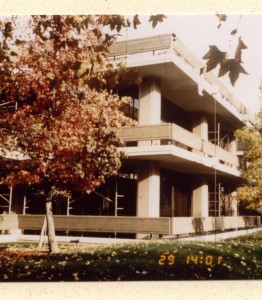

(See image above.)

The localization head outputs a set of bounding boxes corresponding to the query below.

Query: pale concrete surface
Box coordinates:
[172,227,262,241]
[0,234,141,244]
[0,227,261,244]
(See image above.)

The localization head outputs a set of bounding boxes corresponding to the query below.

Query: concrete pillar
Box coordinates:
[137,161,160,239]
[192,175,209,217]
[137,161,160,218]
[231,191,238,216]
[138,78,161,125]
[192,112,208,141]
[230,140,237,155]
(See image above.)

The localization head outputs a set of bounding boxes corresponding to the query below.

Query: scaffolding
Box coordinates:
[0,100,17,214]
[0,184,13,214]
[0,183,30,215]
[209,183,237,217]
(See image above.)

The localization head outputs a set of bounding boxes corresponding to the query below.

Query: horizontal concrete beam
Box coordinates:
[1,214,260,237]
[0,215,171,235]
[119,123,239,170]
[170,216,261,235]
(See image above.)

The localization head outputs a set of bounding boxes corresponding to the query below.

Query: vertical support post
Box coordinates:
[23,194,26,215]
[192,175,209,217]
[217,122,220,146]
[138,78,161,126]
[192,112,208,141]
[115,177,118,217]
[9,186,13,214]
[137,161,160,218]
[114,176,118,238]
[171,185,175,217]
[231,191,238,216]
[137,161,160,239]
[213,98,218,240]
[218,182,221,217]
[230,140,237,155]
[67,197,70,216]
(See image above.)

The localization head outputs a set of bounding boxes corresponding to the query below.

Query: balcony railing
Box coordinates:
[109,34,252,121]
[119,123,239,169]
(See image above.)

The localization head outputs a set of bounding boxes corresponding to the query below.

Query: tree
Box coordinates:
[235,91,262,212]
[0,15,136,252]
[201,14,248,86]
[0,14,250,252]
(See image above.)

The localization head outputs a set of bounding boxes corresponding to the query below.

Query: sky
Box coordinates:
[116,14,262,114]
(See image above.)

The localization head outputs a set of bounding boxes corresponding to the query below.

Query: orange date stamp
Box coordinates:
[158,254,223,266]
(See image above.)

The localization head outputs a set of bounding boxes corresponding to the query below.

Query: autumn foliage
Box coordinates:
[201,14,248,86]
[235,107,262,212]
[0,14,174,252]
[0,15,140,252]
[0,15,254,252]
[0,15,134,194]
[0,14,251,195]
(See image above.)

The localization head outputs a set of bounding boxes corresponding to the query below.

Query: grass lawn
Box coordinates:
[0,231,261,281]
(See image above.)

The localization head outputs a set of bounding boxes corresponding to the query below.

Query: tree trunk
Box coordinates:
[38,216,47,250]
[45,200,59,253]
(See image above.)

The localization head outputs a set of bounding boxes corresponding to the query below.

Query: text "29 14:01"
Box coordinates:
[158,255,223,266]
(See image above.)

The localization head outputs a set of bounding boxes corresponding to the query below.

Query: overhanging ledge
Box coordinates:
[119,145,241,178]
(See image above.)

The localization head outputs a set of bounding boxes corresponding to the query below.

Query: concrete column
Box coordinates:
[138,78,161,125]
[192,175,209,217]
[137,161,160,218]
[192,112,208,141]
[230,140,237,155]
[231,191,238,216]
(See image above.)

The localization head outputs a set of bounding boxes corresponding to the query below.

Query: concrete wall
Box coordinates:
[171,216,261,235]
[0,214,260,237]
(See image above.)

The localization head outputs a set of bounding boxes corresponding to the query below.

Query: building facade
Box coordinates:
[0,34,259,237]
[109,34,254,220]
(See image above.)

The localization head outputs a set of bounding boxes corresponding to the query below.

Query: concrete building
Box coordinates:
[0,34,260,238]
[110,34,253,219]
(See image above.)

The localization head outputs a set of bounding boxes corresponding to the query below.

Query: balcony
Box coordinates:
[110,34,255,127]
[119,123,240,177]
